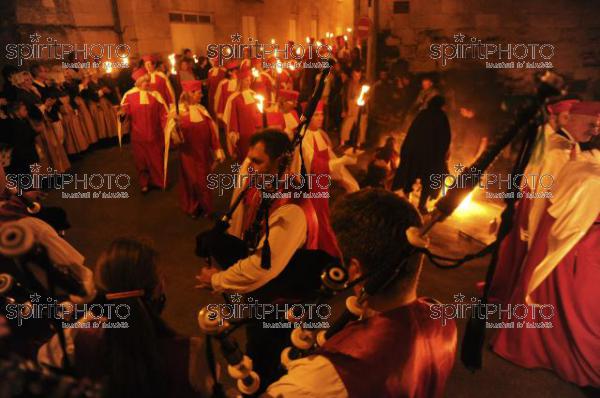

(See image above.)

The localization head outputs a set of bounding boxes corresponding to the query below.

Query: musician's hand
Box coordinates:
[195,266,219,290]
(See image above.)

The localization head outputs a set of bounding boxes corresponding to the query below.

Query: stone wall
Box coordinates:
[361,0,600,96]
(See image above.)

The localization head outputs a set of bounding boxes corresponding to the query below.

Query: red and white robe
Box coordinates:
[222,89,264,160]
[149,71,176,108]
[177,104,224,215]
[207,66,226,116]
[120,88,174,189]
[214,77,238,121]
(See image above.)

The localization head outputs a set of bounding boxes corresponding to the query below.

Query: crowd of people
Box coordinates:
[0,33,599,398]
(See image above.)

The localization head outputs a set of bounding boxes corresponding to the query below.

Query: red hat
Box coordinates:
[131,68,148,81]
[279,89,299,103]
[569,101,600,117]
[547,99,579,115]
[225,59,241,70]
[266,111,285,128]
[181,80,203,93]
[141,54,155,63]
[251,58,262,68]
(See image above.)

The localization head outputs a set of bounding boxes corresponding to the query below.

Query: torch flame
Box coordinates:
[344,35,348,41]
[271,38,276,45]
[457,191,474,212]
[252,67,259,78]
[193,54,198,64]
[254,94,265,113]
[121,56,129,66]
[275,61,282,75]
[347,27,352,33]
[305,36,310,44]
[357,84,370,106]
[104,61,113,74]
[168,53,177,75]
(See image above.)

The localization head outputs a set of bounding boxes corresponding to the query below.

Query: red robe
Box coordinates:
[207,67,226,116]
[149,71,175,107]
[223,90,264,160]
[492,153,600,388]
[121,88,170,189]
[178,105,222,215]
[251,72,275,104]
[214,78,238,121]
[319,298,457,398]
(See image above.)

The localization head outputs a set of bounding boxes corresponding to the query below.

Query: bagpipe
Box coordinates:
[0,220,90,381]
[276,71,568,367]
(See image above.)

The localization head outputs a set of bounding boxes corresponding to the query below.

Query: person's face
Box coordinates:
[422,79,433,90]
[180,61,190,71]
[144,61,155,72]
[556,111,569,129]
[379,71,388,81]
[282,100,295,113]
[23,74,33,87]
[352,71,361,81]
[17,104,28,119]
[566,114,600,143]
[191,89,202,103]
[309,112,324,130]
[247,142,278,175]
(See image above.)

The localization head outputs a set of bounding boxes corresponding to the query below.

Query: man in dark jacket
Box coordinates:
[392,95,451,214]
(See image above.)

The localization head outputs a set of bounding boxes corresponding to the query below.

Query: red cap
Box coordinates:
[225,59,241,70]
[141,55,155,63]
[181,80,203,93]
[266,111,285,128]
[251,58,262,68]
[279,89,299,102]
[547,99,579,115]
[569,101,600,117]
[131,68,148,81]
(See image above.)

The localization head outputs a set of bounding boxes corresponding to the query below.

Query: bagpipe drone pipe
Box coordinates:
[276,71,569,368]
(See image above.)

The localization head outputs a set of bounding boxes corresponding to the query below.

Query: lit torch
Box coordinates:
[193,54,198,64]
[254,94,267,127]
[252,67,259,79]
[104,61,113,74]
[122,56,129,67]
[352,84,370,151]
[305,36,310,44]
[168,53,177,75]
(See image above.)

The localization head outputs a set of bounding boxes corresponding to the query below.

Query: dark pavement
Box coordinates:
[45,144,588,398]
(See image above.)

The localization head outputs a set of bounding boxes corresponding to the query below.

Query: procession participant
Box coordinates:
[264,90,300,140]
[177,80,225,218]
[206,57,226,117]
[5,101,39,175]
[214,59,240,122]
[250,58,275,106]
[266,188,458,398]
[392,95,451,215]
[293,101,359,258]
[38,238,214,398]
[38,88,70,173]
[339,67,366,147]
[195,130,322,391]
[222,67,264,160]
[492,102,600,388]
[119,68,175,192]
[143,55,176,109]
[91,70,119,140]
[488,99,580,304]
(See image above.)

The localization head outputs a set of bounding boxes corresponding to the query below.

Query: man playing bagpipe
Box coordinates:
[195,129,337,392]
[265,189,458,398]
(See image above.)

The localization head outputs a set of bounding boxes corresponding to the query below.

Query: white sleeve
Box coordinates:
[16,217,95,303]
[211,204,307,293]
[265,355,348,398]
